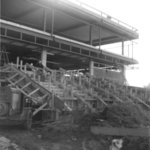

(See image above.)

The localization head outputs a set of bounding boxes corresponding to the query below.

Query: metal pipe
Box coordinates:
[122,41,124,55]
[51,8,54,36]
[89,25,92,45]
[43,8,47,31]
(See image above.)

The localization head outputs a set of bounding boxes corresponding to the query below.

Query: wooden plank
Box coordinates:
[8,73,18,80]
[135,96,150,109]
[7,79,38,104]
[91,126,150,137]
[33,102,47,116]
[21,82,31,90]
[14,76,25,85]
[92,93,108,106]
[28,88,40,96]
[75,94,96,112]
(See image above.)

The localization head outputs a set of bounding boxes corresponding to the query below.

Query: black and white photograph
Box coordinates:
[0,0,150,149]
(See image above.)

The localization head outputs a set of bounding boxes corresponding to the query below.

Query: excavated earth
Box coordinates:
[0,103,150,150]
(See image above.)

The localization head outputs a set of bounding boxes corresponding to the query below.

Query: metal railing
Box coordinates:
[63,0,138,32]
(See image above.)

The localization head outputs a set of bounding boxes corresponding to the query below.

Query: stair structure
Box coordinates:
[2,62,149,116]
[1,64,71,117]
[88,77,150,110]
[24,64,98,112]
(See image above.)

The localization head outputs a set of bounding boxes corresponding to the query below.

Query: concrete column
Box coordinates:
[89,25,92,45]
[51,8,54,36]
[122,41,124,55]
[43,8,47,31]
[99,27,101,51]
[121,65,126,83]
[131,41,134,59]
[41,49,47,67]
[89,60,94,76]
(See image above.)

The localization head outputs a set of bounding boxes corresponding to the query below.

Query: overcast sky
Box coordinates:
[72,0,150,87]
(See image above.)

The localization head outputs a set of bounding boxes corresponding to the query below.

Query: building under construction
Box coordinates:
[0,0,150,130]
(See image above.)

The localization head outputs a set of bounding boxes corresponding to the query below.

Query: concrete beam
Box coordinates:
[56,23,86,33]
[41,49,47,67]
[13,7,38,19]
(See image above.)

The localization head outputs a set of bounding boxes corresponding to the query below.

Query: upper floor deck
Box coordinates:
[0,0,139,68]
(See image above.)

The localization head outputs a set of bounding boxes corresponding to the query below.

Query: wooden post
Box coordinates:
[24,64,27,73]
[20,60,23,70]
[16,57,19,68]
[79,75,81,86]
[55,109,59,121]
[33,70,36,80]
[53,70,56,83]
[88,77,90,89]
[51,91,54,109]
[72,72,74,85]
[38,75,41,83]
[48,75,51,90]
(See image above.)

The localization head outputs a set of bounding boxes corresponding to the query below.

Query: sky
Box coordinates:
[70,0,150,87]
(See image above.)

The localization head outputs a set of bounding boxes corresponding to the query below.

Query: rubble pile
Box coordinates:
[0,136,20,150]
[106,103,150,127]
[75,103,150,129]
[71,103,150,150]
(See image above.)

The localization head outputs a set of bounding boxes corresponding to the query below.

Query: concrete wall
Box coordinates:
[93,67,124,83]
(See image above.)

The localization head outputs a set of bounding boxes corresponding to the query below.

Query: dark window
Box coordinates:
[81,49,89,55]
[49,40,59,48]
[7,29,21,39]
[120,60,124,64]
[90,51,97,57]
[112,58,116,63]
[99,63,105,67]
[61,43,70,51]
[99,54,105,59]
[106,56,112,61]
[94,63,99,67]
[0,28,5,35]
[71,46,80,53]
[22,33,35,42]
[115,59,119,63]
[36,37,48,46]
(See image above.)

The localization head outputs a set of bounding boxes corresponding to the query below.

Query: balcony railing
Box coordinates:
[62,0,138,33]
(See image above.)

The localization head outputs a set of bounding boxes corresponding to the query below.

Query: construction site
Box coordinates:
[0,0,150,149]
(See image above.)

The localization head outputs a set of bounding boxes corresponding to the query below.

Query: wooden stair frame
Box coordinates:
[4,64,71,116]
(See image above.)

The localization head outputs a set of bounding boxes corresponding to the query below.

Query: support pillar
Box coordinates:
[121,65,126,83]
[41,49,47,67]
[89,60,94,76]
[121,41,125,83]
[51,8,54,36]
[43,8,47,31]
[89,25,92,45]
[132,41,134,59]
[122,41,124,55]
[99,26,101,51]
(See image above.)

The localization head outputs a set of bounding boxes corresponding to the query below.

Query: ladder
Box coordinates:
[0,47,9,66]
[3,64,71,115]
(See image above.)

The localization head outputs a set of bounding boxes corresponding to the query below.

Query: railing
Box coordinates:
[63,0,138,33]
[12,57,150,108]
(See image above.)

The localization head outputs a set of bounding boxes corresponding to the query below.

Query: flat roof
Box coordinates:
[0,0,139,68]
[1,0,138,46]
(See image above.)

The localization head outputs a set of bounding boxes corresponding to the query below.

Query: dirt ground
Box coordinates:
[0,103,150,150]
[0,124,109,150]
[0,121,149,150]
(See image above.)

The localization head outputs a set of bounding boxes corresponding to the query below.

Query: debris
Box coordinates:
[0,136,21,150]
[109,139,123,150]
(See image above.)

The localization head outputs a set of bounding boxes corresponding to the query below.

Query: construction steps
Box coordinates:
[1,64,72,114]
